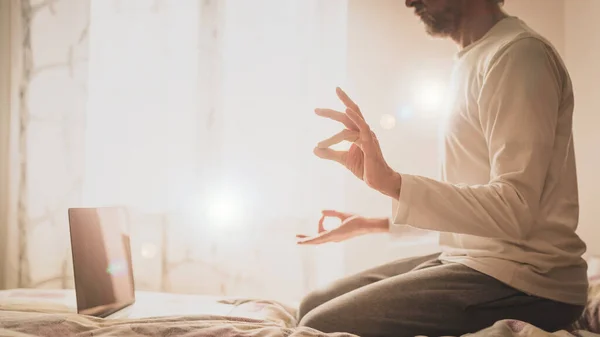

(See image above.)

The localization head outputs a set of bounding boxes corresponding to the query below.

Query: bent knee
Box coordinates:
[297,290,334,320]
[298,307,342,333]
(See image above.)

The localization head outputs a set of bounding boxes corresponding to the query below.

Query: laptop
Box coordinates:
[67,207,233,319]
[68,207,136,318]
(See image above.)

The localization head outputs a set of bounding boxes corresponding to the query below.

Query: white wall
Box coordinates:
[344,0,456,275]
[504,0,566,54]
[565,1,600,256]
[343,0,582,274]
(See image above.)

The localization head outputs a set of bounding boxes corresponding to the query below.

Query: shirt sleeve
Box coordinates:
[391,37,563,240]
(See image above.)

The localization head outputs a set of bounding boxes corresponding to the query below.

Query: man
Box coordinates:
[295,0,588,336]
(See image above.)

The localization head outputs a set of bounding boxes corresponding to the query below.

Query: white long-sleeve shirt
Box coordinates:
[392,16,588,305]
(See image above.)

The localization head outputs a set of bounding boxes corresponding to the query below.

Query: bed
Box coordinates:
[0,277,598,337]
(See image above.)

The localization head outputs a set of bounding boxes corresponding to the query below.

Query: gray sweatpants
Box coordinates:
[298,253,584,337]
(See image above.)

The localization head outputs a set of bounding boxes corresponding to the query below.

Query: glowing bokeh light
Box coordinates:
[106,259,128,276]
[380,114,396,130]
[183,187,245,229]
[412,78,448,117]
[206,191,243,226]
[398,105,414,120]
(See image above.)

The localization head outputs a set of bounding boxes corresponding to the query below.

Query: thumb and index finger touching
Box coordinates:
[295,210,346,239]
[321,209,347,219]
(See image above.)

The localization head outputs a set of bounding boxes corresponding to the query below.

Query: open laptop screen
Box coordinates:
[68,207,135,317]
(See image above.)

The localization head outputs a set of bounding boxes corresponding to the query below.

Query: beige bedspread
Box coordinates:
[0,309,355,337]
[0,289,598,337]
[2,310,599,337]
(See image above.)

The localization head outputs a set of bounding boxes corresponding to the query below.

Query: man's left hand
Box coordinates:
[314,87,402,199]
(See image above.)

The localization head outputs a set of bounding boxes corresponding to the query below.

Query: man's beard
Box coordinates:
[418,10,460,37]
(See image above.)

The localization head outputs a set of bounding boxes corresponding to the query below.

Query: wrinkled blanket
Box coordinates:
[0,290,598,337]
[0,310,598,337]
[0,309,350,337]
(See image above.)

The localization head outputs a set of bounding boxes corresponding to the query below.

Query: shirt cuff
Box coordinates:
[391,174,417,232]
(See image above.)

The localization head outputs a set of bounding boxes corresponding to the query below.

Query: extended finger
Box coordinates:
[313,148,347,166]
[336,87,364,119]
[317,129,359,149]
[296,231,334,245]
[315,109,358,131]
[345,108,371,135]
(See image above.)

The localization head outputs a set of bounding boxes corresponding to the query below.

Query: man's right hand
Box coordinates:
[296,210,389,245]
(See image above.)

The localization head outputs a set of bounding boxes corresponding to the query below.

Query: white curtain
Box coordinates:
[2,0,91,290]
[1,0,348,302]
[81,0,349,301]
